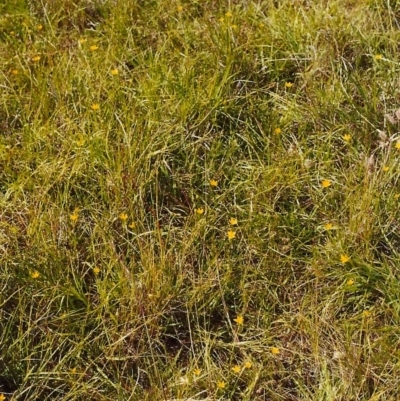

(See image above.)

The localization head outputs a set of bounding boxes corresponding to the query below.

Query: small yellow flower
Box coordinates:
[217,381,226,389]
[111,68,119,76]
[395,194,400,199]
[10,31,15,35]
[70,212,79,222]
[285,82,293,88]
[324,223,333,230]
[227,230,236,240]
[70,368,77,374]
[383,166,390,172]
[271,346,280,355]
[342,134,351,142]
[76,137,85,146]
[90,45,99,51]
[340,254,350,264]
[229,217,238,225]
[363,310,372,317]
[193,368,201,376]
[395,141,400,149]
[11,69,18,75]
[233,315,243,325]
[346,278,355,286]
[32,55,41,62]
[231,24,238,29]
[195,207,204,215]
[232,365,241,373]
[78,38,86,44]
[321,179,331,188]
[218,17,224,23]
[243,361,252,369]
[259,22,265,28]
[37,24,43,30]
[209,179,218,187]
[128,222,136,229]
[93,266,100,274]
[0,394,5,401]
[374,54,383,60]
[30,270,40,279]
[225,11,233,17]
[91,103,100,111]
[274,127,282,134]
[119,213,128,221]
[177,5,183,11]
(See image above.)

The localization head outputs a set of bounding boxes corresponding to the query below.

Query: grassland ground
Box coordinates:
[2,0,400,400]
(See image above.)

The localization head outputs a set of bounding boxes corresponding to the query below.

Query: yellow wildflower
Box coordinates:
[210,179,218,187]
[259,22,265,28]
[70,212,79,222]
[395,194,400,199]
[324,223,333,230]
[111,68,119,75]
[11,69,18,75]
[30,270,40,279]
[374,54,383,60]
[271,346,280,355]
[232,365,241,373]
[363,310,372,317]
[78,38,86,44]
[274,127,282,134]
[285,82,293,88]
[342,134,351,142]
[229,217,238,225]
[119,213,128,221]
[0,394,5,401]
[231,24,238,29]
[218,17,224,23]
[233,315,243,325]
[90,45,99,51]
[340,254,350,264]
[129,222,135,229]
[70,368,77,374]
[76,137,85,146]
[93,267,100,274]
[347,278,355,286]
[32,55,41,62]
[243,361,252,369]
[227,230,236,240]
[91,103,100,111]
[225,11,233,17]
[217,381,226,389]
[321,179,331,188]
[193,368,201,376]
[383,166,390,172]
[196,207,204,215]
[37,24,43,30]
[177,5,183,11]
[395,141,400,149]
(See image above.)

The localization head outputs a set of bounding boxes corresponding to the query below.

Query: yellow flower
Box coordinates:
[346,278,355,286]
[37,24,43,30]
[193,368,201,376]
[90,45,99,51]
[232,365,241,373]
[259,22,265,28]
[233,315,243,325]
[218,17,224,23]
[91,103,100,111]
[76,137,85,146]
[78,38,86,44]
[395,194,400,199]
[70,368,77,374]
[342,134,351,142]
[340,254,350,264]
[93,267,100,274]
[324,223,333,230]
[227,230,236,240]
[229,217,238,225]
[11,69,18,75]
[374,54,383,60]
[195,207,204,214]
[243,361,252,369]
[32,55,41,62]
[110,68,119,75]
[271,346,280,355]
[383,166,390,172]
[274,127,282,134]
[128,222,135,229]
[30,270,40,279]
[225,11,233,17]
[209,179,218,187]
[0,394,5,401]
[395,141,400,149]
[177,5,183,11]
[285,82,293,88]
[217,381,226,389]
[321,179,331,188]
[70,212,79,222]
[119,213,128,221]
[363,310,372,317]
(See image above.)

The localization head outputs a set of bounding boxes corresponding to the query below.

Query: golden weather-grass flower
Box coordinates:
[91,103,100,111]
[343,134,351,142]
[93,267,100,274]
[321,179,331,188]
[383,166,390,172]
[32,55,41,62]
[244,361,252,369]
[218,17,224,23]
[209,179,218,187]
[30,270,40,279]
[193,368,201,376]
[271,346,280,355]
[363,310,372,317]
[177,5,183,11]
[0,394,6,401]
[225,11,233,17]
[119,213,128,221]
[78,38,86,44]
[11,69,18,75]
[274,127,282,134]
[340,254,350,264]
[37,24,43,30]
[233,315,243,325]
[347,278,355,285]
[324,223,333,230]
[229,217,238,225]
[285,82,293,88]
[227,230,236,240]
[111,68,119,75]
[395,194,400,199]
[128,222,135,229]
[70,212,79,222]
[217,381,226,389]
[374,54,383,60]
[395,141,400,149]
[90,45,99,51]
[195,207,204,215]
[232,365,241,373]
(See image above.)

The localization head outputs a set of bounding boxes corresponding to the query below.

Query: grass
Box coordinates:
[2,0,400,399]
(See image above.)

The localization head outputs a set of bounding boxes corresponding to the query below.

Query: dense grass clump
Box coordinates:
[2,0,400,399]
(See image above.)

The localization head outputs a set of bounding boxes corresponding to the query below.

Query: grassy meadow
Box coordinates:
[2,0,400,399]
